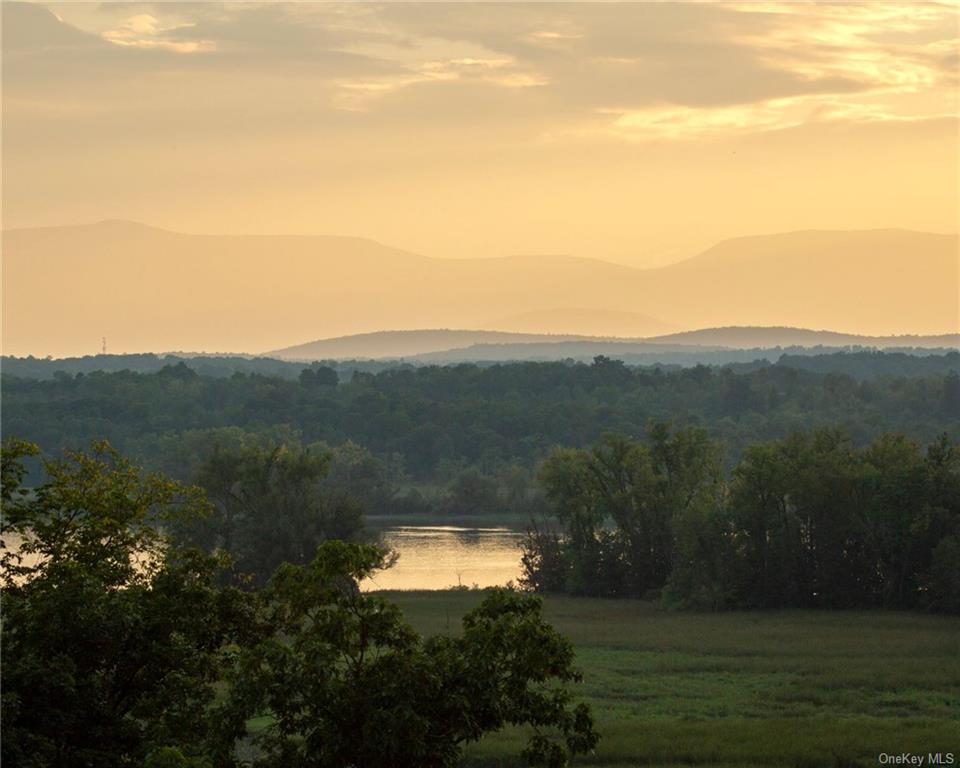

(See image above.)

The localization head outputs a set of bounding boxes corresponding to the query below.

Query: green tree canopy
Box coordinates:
[176,441,364,586]
[1,440,253,767]
[2,441,598,766]
[225,540,598,768]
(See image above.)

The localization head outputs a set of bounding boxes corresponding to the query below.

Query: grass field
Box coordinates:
[387,591,960,768]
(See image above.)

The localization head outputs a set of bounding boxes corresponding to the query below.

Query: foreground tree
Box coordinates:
[224,540,598,768]
[1,440,252,768]
[3,441,597,766]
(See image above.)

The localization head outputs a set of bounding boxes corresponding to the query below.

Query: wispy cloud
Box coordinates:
[580,0,959,141]
[23,0,958,135]
[594,93,955,143]
[103,13,214,53]
[3,0,956,260]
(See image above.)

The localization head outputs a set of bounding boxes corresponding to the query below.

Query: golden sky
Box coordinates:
[2,1,958,266]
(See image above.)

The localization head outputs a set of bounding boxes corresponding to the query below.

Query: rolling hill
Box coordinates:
[268,327,959,361]
[646,327,960,349]
[641,229,958,335]
[270,330,592,360]
[485,308,677,337]
[3,221,956,357]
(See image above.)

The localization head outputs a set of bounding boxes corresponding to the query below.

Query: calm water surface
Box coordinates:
[6,526,526,591]
[363,526,525,591]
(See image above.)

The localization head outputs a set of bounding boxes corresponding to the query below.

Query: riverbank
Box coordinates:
[389,591,960,767]
[364,513,531,531]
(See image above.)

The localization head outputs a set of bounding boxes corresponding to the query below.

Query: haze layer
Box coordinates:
[3,2,958,356]
[3,223,956,356]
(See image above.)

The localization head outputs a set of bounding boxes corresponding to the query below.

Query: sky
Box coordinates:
[2,0,958,268]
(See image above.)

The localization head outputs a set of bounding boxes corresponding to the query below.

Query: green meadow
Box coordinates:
[388,592,960,768]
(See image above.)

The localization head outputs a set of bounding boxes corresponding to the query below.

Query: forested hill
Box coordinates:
[0,353,377,381]
[646,327,960,349]
[4,348,958,381]
[270,329,593,360]
[273,327,960,361]
[3,355,958,482]
[411,343,959,365]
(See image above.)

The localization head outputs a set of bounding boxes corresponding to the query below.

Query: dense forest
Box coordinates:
[3,348,958,381]
[3,354,959,496]
[0,353,398,381]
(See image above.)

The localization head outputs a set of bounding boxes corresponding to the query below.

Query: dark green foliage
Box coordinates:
[175,440,364,586]
[0,353,391,381]
[1,437,39,501]
[943,371,960,417]
[928,535,960,613]
[299,366,339,388]
[224,541,598,768]
[0,441,253,767]
[520,519,568,593]
[3,356,958,488]
[319,440,402,515]
[720,371,758,416]
[5,349,959,382]
[2,442,596,767]
[774,349,960,380]
[144,748,213,768]
[524,427,960,612]
[532,426,722,598]
[724,442,801,607]
[444,469,501,515]
[726,429,875,608]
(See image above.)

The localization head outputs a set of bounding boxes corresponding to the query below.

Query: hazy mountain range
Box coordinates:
[3,221,957,357]
[270,328,960,362]
[486,308,679,337]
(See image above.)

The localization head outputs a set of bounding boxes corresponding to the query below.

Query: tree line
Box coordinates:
[522,426,959,613]
[4,348,957,382]
[3,356,959,490]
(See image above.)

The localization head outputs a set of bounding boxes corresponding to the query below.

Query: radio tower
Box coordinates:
[102,337,107,355]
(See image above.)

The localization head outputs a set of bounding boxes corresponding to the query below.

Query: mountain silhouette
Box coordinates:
[3,221,956,357]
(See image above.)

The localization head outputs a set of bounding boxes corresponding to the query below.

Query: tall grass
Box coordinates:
[390,592,960,767]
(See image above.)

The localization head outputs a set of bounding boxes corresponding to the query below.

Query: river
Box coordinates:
[4,524,528,592]
[362,525,526,591]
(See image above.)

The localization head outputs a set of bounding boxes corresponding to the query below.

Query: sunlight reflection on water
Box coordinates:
[5,527,526,591]
[362,526,524,591]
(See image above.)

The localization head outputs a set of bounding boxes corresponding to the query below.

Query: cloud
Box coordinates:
[591,94,955,143]
[1,1,102,52]
[14,0,955,132]
[604,101,802,141]
[103,14,214,53]
[4,1,957,146]
[368,1,958,137]
[1,0,955,278]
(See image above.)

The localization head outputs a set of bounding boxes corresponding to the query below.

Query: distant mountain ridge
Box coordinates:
[485,307,677,337]
[648,327,960,349]
[270,329,593,360]
[3,221,956,357]
[269,327,960,361]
